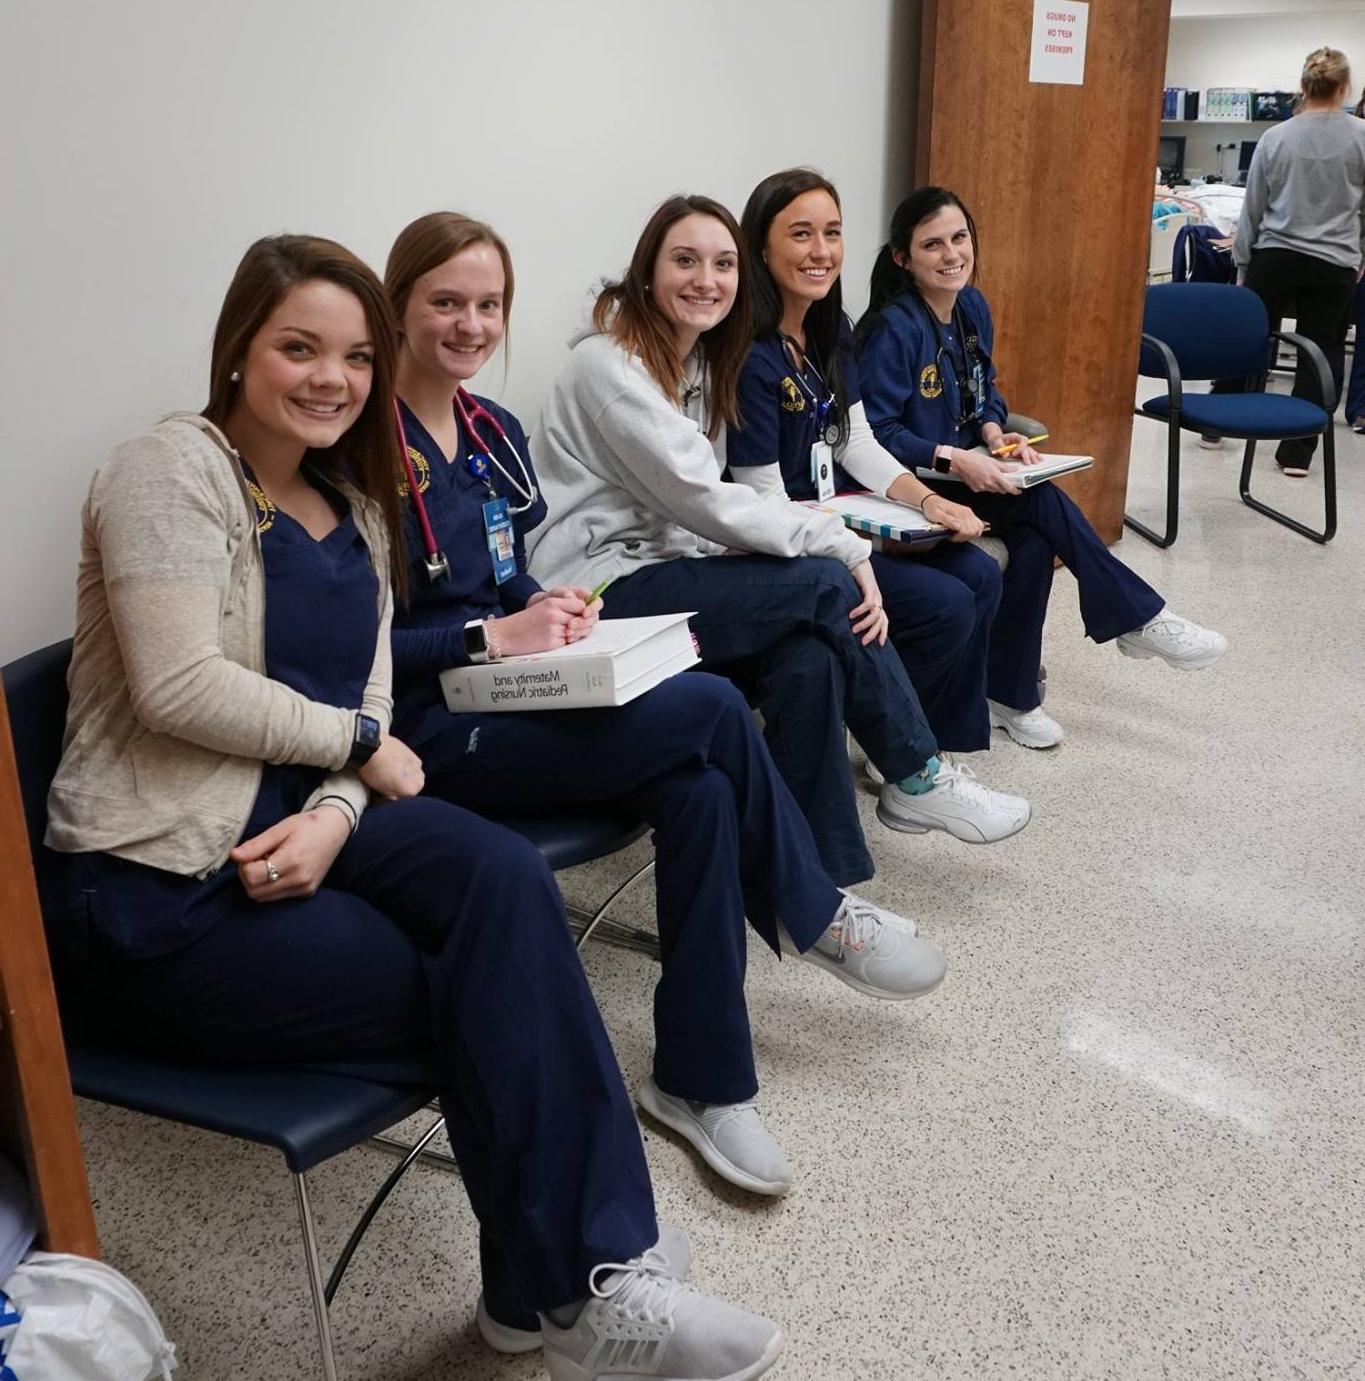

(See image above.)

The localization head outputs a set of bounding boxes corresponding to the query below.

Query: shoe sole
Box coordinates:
[1116,639,1227,671]
[875,799,1032,844]
[988,711,1063,750]
[637,1082,792,1197]
[797,944,947,1001]
[548,1328,786,1381]
[476,1294,541,1354]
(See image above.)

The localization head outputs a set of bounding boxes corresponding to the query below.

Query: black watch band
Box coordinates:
[347,713,382,769]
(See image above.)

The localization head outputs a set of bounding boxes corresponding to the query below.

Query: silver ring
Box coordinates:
[264,858,280,884]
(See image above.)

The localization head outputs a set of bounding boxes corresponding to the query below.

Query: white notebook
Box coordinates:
[801,493,946,545]
[915,452,1094,488]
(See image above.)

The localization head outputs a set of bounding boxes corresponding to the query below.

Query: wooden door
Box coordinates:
[916,0,1172,540]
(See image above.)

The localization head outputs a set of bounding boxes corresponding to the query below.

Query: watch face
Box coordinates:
[356,714,382,751]
[463,622,489,659]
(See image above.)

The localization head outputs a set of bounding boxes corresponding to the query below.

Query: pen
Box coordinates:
[992,432,1049,458]
[587,576,614,604]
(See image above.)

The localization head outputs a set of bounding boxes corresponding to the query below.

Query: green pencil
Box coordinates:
[588,576,614,604]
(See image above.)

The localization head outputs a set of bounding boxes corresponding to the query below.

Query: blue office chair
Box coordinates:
[1,640,656,1379]
[1126,282,1338,547]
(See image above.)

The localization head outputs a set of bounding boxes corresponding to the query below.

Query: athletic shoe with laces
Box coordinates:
[540,1249,784,1381]
[988,699,1065,749]
[1116,607,1227,670]
[782,891,946,1001]
[477,1224,693,1354]
[637,1078,792,1196]
[877,762,1031,843]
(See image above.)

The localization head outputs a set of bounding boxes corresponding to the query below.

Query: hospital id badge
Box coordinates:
[811,441,835,502]
[483,497,516,585]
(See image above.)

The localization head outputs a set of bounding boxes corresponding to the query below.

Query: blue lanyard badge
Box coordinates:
[483,497,516,584]
[467,451,492,482]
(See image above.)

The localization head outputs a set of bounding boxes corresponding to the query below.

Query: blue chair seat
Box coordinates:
[1140,391,1328,439]
[67,1045,436,1175]
[502,813,648,870]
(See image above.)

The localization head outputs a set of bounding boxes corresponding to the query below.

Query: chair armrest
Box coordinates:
[1139,332,1183,411]
[1269,331,1333,412]
[1004,411,1047,438]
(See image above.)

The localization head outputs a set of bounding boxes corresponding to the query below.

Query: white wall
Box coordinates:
[1165,10,1365,178]
[0,0,917,661]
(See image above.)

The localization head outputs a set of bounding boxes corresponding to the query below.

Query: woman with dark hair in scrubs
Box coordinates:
[733,167,1009,758]
[855,187,1228,747]
[41,233,783,1381]
[383,211,944,1283]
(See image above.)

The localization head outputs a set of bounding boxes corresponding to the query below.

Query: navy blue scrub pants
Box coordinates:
[1345,274,1365,424]
[48,797,656,1313]
[870,543,1001,752]
[402,673,842,1105]
[600,555,940,887]
[926,481,1165,712]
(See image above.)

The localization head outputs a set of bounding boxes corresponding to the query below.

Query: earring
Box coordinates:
[229,370,241,383]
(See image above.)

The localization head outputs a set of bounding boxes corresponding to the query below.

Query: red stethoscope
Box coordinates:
[394,388,538,582]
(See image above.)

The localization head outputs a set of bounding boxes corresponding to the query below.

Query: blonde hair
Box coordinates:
[1301,47,1350,101]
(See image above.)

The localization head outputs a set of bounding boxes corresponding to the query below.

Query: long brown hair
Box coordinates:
[203,234,408,598]
[384,211,516,350]
[593,194,751,440]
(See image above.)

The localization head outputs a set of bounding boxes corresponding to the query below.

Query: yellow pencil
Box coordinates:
[992,432,1049,458]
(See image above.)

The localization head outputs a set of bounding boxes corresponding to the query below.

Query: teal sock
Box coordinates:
[897,755,940,795]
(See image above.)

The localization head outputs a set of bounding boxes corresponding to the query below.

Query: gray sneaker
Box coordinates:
[877,762,1031,843]
[540,1252,784,1381]
[477,1223,693,1354]
[637,1078,792,1196]
[784,892,946,1000]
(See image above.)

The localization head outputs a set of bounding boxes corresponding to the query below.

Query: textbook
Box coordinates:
[914,452,1094,489]
[439,612,700,712]
[800,492,946,545]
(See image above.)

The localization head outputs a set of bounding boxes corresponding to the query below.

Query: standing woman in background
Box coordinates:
[526,193,1032,894]
[855,188,1228,747]
[1345,89,1365,435]
[382,210,944,1254]
[40,234,783,1381]
[1210,46,1365,473]
[730,167,1015,752]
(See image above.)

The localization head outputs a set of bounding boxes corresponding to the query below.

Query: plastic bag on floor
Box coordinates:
[0,1251,175,1380]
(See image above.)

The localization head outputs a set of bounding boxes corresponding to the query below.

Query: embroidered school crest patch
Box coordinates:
[919,363,943,399]
[781,377,806,412]
[397,445,432,498]
[246,480,276,533]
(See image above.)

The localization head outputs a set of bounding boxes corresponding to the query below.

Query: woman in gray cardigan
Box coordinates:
[41,234,782,1381]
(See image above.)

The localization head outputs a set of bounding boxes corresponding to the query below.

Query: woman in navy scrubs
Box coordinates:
[383,212,943,1261]
[732,168,1006,758]
[41,235,782,1381]
[855,187,1229,747]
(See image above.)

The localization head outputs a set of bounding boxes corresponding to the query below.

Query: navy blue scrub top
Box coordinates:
[729,318,864,502]
[854,286,1009,470]
[54,471,380,959]
[389,396,547,732]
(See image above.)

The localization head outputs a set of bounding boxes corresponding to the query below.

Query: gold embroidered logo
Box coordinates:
[780,377,806,413]
[246,480,276,533]
[397,445,431,498]
[919,363,943,399]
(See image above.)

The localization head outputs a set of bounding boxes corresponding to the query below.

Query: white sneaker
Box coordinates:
[863,758,886,787]
[783,892,946,1001]
[540,1250,784,1381]
[877,762,1031,843]
[477,1224,693,1354]
[1197,434,1225,450]
[1116,607,1227,670]
[988,699,1064,749]
[637,1078,792,1197]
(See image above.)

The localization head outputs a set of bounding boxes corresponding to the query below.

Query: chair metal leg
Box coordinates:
[1124,416,1181,547]
[326,1114,447,1305]
[567,858,659,958]
[294,1173,339,1381]
[1239,427,1337,543]
[368,1130,461,1173]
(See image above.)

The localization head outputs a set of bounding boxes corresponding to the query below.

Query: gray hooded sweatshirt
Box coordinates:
[526,329,869,591]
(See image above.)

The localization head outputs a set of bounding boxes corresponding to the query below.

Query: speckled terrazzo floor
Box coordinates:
[76,408,1365,1380]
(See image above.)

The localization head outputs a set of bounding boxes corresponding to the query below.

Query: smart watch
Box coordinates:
[933,445,954,474]
[347,712,382,768]
[463,618,494,665]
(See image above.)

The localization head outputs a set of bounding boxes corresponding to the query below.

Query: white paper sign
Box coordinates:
[1029,0,1088,85]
